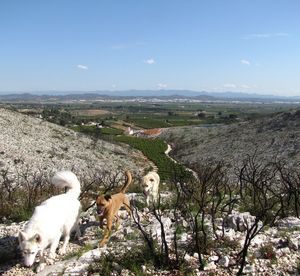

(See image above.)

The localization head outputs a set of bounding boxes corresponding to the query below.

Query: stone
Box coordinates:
[89,215,97,222]
[64,262,89,275]
[184,254,191,261]
[218,256,230,267]
[112,262,122,273]
[180,232,188,242]
[208,255,219,262]
[276,247,290,257]
[224,211,260,232]
[288,238,299,250]
[193,252,199,259]
[276,217,300,229]
[243,264,254,274]
[124,227,134,235]
[182,219,189,228]
[204,261,217,271]
[253,249,262,258]
[252,234,267,247]
[224,228,236,240]
[78,249,103,262]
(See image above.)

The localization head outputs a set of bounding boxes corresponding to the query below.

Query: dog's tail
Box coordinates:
[120,171,132,193]
[52,171,81,198]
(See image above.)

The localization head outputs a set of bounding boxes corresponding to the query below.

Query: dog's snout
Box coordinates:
[97,205,105,215]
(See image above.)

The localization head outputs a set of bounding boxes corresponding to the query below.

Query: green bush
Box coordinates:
[88,245,155,275]
[259,243,276,260]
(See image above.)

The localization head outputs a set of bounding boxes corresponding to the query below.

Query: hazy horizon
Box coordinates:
[0,89,298,99]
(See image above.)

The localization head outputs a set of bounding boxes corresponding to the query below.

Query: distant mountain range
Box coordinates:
[0,90,299,102]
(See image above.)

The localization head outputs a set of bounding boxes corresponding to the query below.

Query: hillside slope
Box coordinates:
[161,110,300,169]
[0,108,148,179]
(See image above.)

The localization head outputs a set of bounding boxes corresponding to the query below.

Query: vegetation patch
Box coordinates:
[71,125,123,137]
[115,136,192,181]
[63,243,94,260]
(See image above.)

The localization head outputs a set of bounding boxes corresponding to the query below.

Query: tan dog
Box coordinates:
[96,171,132,247]
[142,171,160,206]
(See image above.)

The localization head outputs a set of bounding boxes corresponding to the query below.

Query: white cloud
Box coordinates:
[275,32,290,37]
[157,83,167,89]
[145,58,155,65]
[223,83,237,89]
[222,83,252,90]
[240,84,251,89]
[241,59,251,66]
[77,64,88,70]
[111,84,117,89]
[242,33,290,40]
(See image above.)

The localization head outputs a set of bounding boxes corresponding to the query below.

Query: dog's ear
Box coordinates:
[18,231,27,243]
[34,233,42,243]
[104,194,112,201]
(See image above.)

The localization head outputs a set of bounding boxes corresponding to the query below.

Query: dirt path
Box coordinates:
[164,143,198,180]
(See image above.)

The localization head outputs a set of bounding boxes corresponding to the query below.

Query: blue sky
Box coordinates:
[0,0,299,96]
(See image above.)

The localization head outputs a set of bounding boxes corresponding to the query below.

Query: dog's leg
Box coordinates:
[99,216,104,229]
[115,214,121,229]
[73,217,81,240]
[152,194,157,205]
[36,249,46,273]
[49,235,60,259]
[146,196,150,206]
[74,223,81,240]
[58,234,70,255]
[36,262,46,273]
[99,216,112,247]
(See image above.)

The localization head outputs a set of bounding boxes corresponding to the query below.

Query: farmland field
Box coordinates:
[72,109,111,116]
[3,99,298,181]
[114,135,192,181]
[7,100,297,130]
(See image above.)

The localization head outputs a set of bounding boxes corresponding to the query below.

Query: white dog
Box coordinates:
[142,171,160,206]
[18,171,81,271]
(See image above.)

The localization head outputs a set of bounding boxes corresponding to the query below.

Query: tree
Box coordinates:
[235,154,282,275]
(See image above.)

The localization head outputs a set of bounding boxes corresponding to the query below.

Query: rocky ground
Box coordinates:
[160,110,300,171]
[1,192,300,275]
[1,108,300,275]
[0,108,150,181]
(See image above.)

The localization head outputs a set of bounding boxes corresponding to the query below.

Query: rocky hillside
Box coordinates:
[160,110,300,170]
[1,108,300,275]
[1,194,300,275]
[0,107,149,179]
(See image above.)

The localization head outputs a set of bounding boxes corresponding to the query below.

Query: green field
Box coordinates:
[115,135,191,181]
[71,125,123,136]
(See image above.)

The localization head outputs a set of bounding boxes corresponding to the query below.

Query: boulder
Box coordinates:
[218,256,230,267]
[276,217,300,229]
[224,211,261,232]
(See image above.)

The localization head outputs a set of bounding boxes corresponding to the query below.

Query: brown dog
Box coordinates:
[96,171,132,246]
